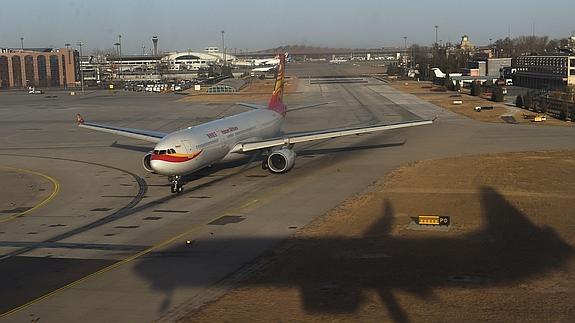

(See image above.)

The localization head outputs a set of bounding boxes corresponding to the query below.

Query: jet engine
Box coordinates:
[267,148,296,174]
[142,152,155,173]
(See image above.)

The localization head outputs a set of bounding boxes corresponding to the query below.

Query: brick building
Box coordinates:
[0,47,78,89]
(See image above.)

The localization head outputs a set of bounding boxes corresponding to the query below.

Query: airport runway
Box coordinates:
[1,66,574,321]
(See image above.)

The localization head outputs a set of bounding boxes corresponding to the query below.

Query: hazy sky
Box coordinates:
[1,0,574,54]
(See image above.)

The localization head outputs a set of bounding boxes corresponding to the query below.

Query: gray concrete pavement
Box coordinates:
[0,66,574,322]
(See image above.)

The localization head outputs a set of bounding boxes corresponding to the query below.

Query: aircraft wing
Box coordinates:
[76,114,167,143]
[237,102,331,111]
[230,119,433,153]
[288,102,331,112]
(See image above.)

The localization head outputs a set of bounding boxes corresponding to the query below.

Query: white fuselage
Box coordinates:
[150,108,284,176]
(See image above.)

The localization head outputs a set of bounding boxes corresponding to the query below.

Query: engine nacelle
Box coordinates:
[142,152,155,173]
[267,148,296,174]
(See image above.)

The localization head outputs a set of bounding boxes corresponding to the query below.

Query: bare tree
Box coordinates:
[493,36,567,58]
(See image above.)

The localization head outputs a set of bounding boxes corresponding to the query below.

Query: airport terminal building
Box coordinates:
[513,55,575,90]
[0,46,236,89]
[0,48,78,89]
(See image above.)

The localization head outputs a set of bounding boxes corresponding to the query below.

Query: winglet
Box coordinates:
[76,114,85,125]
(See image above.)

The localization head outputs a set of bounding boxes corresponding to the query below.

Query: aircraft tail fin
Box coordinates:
[267,53,287,116]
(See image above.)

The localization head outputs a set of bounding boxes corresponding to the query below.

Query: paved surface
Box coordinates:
[0,64,574,322]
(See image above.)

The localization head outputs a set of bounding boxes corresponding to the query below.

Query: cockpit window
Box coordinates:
[153,149,176,155]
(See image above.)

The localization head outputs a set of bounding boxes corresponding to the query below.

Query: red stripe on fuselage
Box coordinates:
[151,151,202,163]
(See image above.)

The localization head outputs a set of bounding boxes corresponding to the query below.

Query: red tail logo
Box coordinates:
[267,54,287,116]
[76,114,85,125]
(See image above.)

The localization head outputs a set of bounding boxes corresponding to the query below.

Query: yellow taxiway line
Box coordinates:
[0,165,60,225]
[1,159,315,318]
[0,197,261,318]
[0,156,329,318]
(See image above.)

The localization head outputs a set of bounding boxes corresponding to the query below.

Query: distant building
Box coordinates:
[112,55,164,73]
[0,47,78,89]
[486,58,512,77]
[464,58,511,77]
[467,61,486,76]
[161,51,236,71]
[205,47,220,54]
[207,78,246,93]
[81,50,237,83]
[459,35,475,52]
[568,37,575,51]
[513,55,575,90]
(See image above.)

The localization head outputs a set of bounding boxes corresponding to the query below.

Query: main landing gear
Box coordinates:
[169,175,184,194]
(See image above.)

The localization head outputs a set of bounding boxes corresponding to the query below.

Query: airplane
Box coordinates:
[235,53,291,68]
[329,58,348,64]
[234,57,280,68]
[431,67,501,87]
[77,54,433,194]
[251,66,277,73]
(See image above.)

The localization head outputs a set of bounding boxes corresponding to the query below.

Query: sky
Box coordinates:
[1,0,574,54]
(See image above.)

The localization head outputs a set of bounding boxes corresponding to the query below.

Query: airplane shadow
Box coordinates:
[133,187,573,321]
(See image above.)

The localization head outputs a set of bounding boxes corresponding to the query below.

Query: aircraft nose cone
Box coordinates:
[149,159,167,174]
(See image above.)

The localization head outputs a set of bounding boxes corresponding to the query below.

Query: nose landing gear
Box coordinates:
[169,175,184,194]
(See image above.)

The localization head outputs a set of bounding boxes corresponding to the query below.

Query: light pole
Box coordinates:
[141,45,146,79]
[117,34,122,80]
[411,45,414,69]
[403,36,408,67]
[221,30,225,66]
[77,41,84,94]
[434,25,439,45]
[114,42,120,80]
[20,37,24,50]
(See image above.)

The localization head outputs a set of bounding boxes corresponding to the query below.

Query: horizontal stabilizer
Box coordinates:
[236,102,267,110]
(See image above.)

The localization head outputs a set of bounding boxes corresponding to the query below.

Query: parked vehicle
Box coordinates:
[28,87,43,94]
